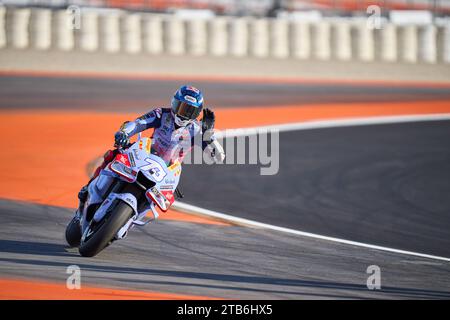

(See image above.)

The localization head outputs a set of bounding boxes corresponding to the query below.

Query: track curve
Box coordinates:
[1,198,450,299]
[179,120,450,259]
[1,74,450,299]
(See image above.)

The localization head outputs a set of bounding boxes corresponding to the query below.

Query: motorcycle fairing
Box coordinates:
[93,192,137,223]
[80,136,181,239]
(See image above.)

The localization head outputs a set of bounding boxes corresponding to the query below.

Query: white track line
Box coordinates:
[175,113,450,262]
[173,202,450,262]
[215,113,450,138]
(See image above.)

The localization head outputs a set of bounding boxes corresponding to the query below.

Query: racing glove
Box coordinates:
[201,108,215,142]
[114,131,129,148]
[202,108,215,131]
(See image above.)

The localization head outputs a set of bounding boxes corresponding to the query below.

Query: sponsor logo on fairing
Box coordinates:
[128,153,136,167]
[161,191,175,205]
[164,178,176,185]
[132,149,141,160]
[116,154,131,167]
[145,138,151,154]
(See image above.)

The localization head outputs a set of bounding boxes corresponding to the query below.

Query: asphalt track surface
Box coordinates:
[179,121,450,258]
[1,198,450,299]
[2,75,450,111]
[1,74,450,299]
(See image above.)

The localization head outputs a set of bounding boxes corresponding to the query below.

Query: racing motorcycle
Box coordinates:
[65,134,181,257]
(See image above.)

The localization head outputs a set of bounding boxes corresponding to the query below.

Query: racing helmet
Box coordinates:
[171,85,204,127]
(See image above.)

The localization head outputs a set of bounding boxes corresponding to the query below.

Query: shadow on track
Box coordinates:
[0,240,72,257]
[1,251,449,299]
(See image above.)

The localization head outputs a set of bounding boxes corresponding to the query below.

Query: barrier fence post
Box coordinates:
[0,6,6,48]
[52,9,74,51]
[99,12,120,53]
[439,23,450,63]
[164,16,185,55]
[398,24,418,63]
[373,25,383,62]
[208,16,228,56]
[249,18,269,58]
[79,11,99,51]
[270,17,289,59]
[332,21,352,61]
[7,8,31,49]
[356,22,375,62]
[142,13,164,54]
[121,13,141,54]
[418,24,437,63]
[229,17,248,57]
[381,23,397,62]
[290,21,311,59]
[30,8,52,50]
[186,18,207,56]
[312,21,331,60]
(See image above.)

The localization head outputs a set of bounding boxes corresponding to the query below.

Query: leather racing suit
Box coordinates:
[86,107,224,192]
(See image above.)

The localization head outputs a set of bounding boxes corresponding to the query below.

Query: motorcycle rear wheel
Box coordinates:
[78,201,133,257]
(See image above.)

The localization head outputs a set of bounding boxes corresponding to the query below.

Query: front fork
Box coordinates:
[79,174,116,235]
[115,201,159,240]
[79,172,159,241]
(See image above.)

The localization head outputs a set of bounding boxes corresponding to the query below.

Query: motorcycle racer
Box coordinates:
[77,85,225,208]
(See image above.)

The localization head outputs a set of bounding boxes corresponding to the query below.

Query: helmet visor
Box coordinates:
[171,99,202,120]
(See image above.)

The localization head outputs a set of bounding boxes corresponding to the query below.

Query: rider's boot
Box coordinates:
[76,149,121,217]
[76,149,118,214]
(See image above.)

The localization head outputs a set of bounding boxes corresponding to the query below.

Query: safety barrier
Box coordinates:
[1,6,449,64]
[208,16,227,56]
[6,7,31,49]
[0,6,5,48]
[142,13,163,54]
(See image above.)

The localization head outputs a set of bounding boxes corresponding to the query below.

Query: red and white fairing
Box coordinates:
[83,136,181,240]
[108,137,181,213]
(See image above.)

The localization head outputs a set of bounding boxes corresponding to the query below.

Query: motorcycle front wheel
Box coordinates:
[65,214,82,247]
[78,201,133,257]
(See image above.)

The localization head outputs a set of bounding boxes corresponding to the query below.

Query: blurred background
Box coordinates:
[0,0,450,78]
[1,0,450,16]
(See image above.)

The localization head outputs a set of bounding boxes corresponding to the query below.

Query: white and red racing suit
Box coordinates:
[90,107,224,180]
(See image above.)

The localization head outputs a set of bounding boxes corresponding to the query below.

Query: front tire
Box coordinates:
[65,214,82,247]
[78,201,133,257]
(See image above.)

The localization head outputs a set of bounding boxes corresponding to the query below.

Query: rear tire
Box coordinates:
[78,201,133,257]
[65,214,82,247]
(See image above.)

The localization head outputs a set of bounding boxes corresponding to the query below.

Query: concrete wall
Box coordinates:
[1,6,448,64]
